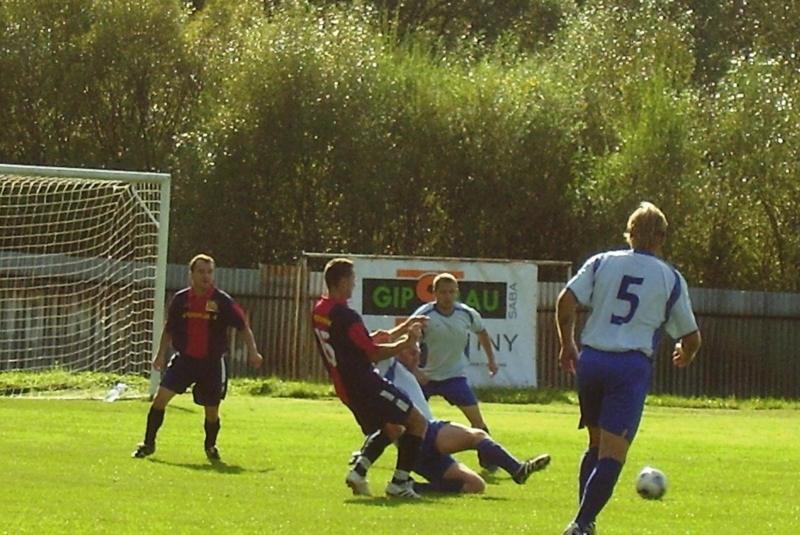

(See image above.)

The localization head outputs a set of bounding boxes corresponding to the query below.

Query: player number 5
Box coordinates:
[611,275,644,325]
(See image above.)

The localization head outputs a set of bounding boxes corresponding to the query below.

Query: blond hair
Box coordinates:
[432,272,458,291]
[189,253,215,271]
[624,202,668,250]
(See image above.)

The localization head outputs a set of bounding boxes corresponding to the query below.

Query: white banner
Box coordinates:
[351,257,538,387]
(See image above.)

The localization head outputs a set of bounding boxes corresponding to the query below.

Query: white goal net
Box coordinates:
[0,165,170,398]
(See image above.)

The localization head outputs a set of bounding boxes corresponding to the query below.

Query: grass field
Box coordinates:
[2,393,798,535]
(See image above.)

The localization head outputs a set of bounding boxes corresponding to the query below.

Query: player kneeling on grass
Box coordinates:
[131,254,264,461]
[348,345,550,495]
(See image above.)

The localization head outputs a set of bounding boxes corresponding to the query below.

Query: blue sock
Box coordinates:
[476,438,520,475]
[579,446,599,503]
[576,457,623,530]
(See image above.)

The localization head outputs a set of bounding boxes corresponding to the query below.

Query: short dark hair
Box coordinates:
[190,253,215,271]
[324,258,354,290]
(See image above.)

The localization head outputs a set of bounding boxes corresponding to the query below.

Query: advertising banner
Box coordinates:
[351,257,538,387]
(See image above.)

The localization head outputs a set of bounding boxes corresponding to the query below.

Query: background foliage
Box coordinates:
[1,0,799,290]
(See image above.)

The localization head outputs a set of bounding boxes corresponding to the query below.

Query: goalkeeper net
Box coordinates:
[0,165,170,398]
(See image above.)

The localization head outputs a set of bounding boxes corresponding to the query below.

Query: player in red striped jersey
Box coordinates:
[132,254,263,461]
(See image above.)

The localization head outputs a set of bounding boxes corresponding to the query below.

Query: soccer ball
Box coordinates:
[635,466,667,499]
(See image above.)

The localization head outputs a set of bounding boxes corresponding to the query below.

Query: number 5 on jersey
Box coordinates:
[611,275,644,325]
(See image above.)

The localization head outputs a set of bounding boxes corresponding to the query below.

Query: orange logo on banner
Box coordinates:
[395,269,465,303]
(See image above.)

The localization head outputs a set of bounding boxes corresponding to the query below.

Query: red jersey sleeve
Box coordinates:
[347,322,378,359]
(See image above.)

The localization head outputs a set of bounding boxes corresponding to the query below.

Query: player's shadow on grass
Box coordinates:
[148,457,274,475]
[480,471,503,485]
[346,492,509,505]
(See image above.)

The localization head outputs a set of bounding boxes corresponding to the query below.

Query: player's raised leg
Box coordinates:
[434,421,550,484]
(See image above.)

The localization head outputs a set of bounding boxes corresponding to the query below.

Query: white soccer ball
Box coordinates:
[635,466,667,499]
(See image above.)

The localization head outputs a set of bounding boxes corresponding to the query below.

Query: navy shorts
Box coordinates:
[576,347,653,443]
[422,376,478,407]
[413,419,456,482]
[160,353,228,407]
[349,379,416,435]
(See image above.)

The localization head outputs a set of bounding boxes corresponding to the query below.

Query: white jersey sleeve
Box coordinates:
[566,249,698,358]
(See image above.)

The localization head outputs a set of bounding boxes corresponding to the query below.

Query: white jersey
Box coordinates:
[375,357,434,420]
[411,301,486,380]
[566,249,698,358]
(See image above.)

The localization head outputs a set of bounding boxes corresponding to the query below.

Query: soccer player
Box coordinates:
[556,202,701,535]
[408,272,500,470]
[313,257,429,499]
[349,344,551,495]
[131,254,264,461]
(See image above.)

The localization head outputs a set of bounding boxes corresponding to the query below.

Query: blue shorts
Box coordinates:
[348,378,415,435]
[413,419,456,482]
[160,353,228,407]
[422,377,478,407]
[576,347,653,443]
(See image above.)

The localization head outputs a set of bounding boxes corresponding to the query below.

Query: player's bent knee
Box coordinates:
[405,408,428,437]
[460,474,486,493]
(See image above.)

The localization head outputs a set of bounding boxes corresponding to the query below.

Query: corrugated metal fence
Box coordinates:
[168,263,800,399]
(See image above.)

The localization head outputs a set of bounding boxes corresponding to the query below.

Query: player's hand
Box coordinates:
[558,343,578,375]
[405,315,429,330]
[249,352,264,369]
[408,322,423,342]
[487,359,499,377]
[371,330,391,344]
[672,342,693,368]
[152,354,166,372]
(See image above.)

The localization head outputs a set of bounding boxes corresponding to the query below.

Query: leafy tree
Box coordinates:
[694,52,800,290]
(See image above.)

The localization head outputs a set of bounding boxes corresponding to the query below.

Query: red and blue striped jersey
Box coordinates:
[312,295,380,406]
[166,286,247,359]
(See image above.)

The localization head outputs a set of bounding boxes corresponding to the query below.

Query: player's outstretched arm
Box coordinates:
[369,322,424,363]
[386,315,429,340]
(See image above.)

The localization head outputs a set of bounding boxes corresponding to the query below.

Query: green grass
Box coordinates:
[1,394,799,534]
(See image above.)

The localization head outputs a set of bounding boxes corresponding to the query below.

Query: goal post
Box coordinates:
[0,164,170,398]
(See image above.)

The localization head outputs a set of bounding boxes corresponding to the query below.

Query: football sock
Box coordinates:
[575,457,623,530]
[476,438,519,475]
[579,446,599,502]
[413,478,464,494]
[144,407,165,445]
[354,431,392,477]
[391,469,411,485]
[358,430,392,469]
[393,432,423,482]
[353,460,370,478]
[204,418,221,449]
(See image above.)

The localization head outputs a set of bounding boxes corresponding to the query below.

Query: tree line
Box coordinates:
[1,0,799,291]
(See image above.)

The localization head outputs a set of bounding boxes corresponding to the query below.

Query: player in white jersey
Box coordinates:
[556,202,702,535]
[408,273,500,470]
